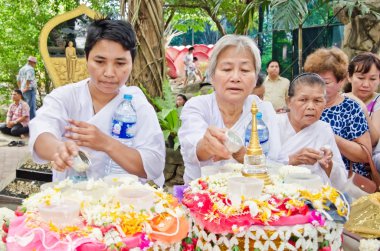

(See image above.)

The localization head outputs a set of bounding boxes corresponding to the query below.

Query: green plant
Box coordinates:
[140,80,181,150]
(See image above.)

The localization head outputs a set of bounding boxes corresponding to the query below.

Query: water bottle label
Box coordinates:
[111,120,136,139]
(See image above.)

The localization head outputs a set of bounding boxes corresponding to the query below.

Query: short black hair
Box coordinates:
[13,89,24,100]
[266,59,281,72]
[177,94,188,102]
[193,57,198,61]
[255,73,265,88]
[85,18,137,62]
[188,47,194,51]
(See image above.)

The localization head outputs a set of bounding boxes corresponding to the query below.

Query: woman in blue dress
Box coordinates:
[304,47,372,176]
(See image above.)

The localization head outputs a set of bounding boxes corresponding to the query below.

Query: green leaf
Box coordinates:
[173,136,180,151]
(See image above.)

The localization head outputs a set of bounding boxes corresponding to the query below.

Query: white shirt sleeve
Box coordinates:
[131,88,166,185]
[326,127,348,191]
[29,87,72,164]
[178,96,211,182]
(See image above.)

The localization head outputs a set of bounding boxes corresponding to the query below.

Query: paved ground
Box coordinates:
[0,133,29,209]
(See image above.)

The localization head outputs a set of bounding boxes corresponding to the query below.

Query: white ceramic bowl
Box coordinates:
[117,187,155,211]
[38,200,81,227]
[224,129,243,153]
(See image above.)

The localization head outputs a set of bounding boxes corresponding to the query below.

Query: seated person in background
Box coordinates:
[304,47,371,177]
[0,89,29,138]
[29,18,165,186]
[252,73,265,100]
[176,94,187,108]
[275,73,347,190]
[178,34,281,184]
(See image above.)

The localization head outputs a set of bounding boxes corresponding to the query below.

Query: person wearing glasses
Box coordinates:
[275,73,347,190]
[304,48,371,177]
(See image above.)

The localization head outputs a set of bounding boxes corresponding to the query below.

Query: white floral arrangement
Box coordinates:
[359,239,380,251]
[5,178,190,251]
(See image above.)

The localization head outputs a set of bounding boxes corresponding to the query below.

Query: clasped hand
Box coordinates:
[289,146,333,170]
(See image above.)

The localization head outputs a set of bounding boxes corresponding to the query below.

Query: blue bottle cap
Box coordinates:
[256,112,262,119]
[123,94,132,100]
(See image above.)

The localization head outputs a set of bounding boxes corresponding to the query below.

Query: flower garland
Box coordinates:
[5,179,189,251]
[182,173,349,234]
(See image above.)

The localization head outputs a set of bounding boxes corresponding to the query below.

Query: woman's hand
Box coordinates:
[196,126,231,162]
[64,119,112,152]
[318,146,333,176]
[51,141,78,172]
[288,147,322,166]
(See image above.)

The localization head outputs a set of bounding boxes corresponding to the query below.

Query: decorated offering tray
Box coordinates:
[182,164,349,251]
[3,177,189,251]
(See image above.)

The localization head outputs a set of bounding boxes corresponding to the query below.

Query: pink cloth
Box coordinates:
[7,216,105,251]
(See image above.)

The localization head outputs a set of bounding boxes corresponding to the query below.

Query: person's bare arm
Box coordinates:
[22,80,31,93]
[196,126,231,162]
[65,119,147,178]
[34,132,79,172]
[335,132,372,163]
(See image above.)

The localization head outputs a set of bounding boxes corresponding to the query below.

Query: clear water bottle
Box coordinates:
[244,112,270,156]
[106,94,137,174]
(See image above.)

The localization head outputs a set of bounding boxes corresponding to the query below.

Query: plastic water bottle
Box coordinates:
[106,94,137,174]
[244,112,270,156]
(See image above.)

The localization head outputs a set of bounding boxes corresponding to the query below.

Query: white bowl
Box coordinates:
[224,129,243,153]
[117,187,155,211]
[284,173,323,191]
[38,200,81,227]
[103,174,139,186]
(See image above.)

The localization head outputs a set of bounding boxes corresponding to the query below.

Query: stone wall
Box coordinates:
[164,148,184,188]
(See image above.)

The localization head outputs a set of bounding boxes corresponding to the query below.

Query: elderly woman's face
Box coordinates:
[212,46,256,104]
[318,71,342,103]
[349,63,380,102]
[287,84,326,132]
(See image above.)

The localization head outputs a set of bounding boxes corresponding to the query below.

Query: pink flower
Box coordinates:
[319,246,331,251]
[309,211,325,226]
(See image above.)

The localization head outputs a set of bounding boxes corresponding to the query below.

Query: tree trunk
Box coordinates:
[298,23,303,74]
[128,0,164,97]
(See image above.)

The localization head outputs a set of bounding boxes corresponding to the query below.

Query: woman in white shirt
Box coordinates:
[275,73,347,190]
[178,35,280,184]
[29,18,165,186]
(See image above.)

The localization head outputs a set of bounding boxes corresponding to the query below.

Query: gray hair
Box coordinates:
[207,35,261,78]
[288,73,326,97]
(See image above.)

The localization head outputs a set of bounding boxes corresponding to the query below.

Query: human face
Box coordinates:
[252,85,265,100]
[176,96,186,107]
[318,71,342,103]
[211,46,256,105]
[87,39,133,95]
[267,61,280,78]
[287,84,326,132]
[349,64,380,102]
[11,92,21,102]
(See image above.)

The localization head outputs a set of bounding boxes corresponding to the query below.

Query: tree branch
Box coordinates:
[203,6,226,36]
[164,8,175,30]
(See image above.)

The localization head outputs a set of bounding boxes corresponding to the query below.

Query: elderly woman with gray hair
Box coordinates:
[178,35,281,184]
[275,73,347,190]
